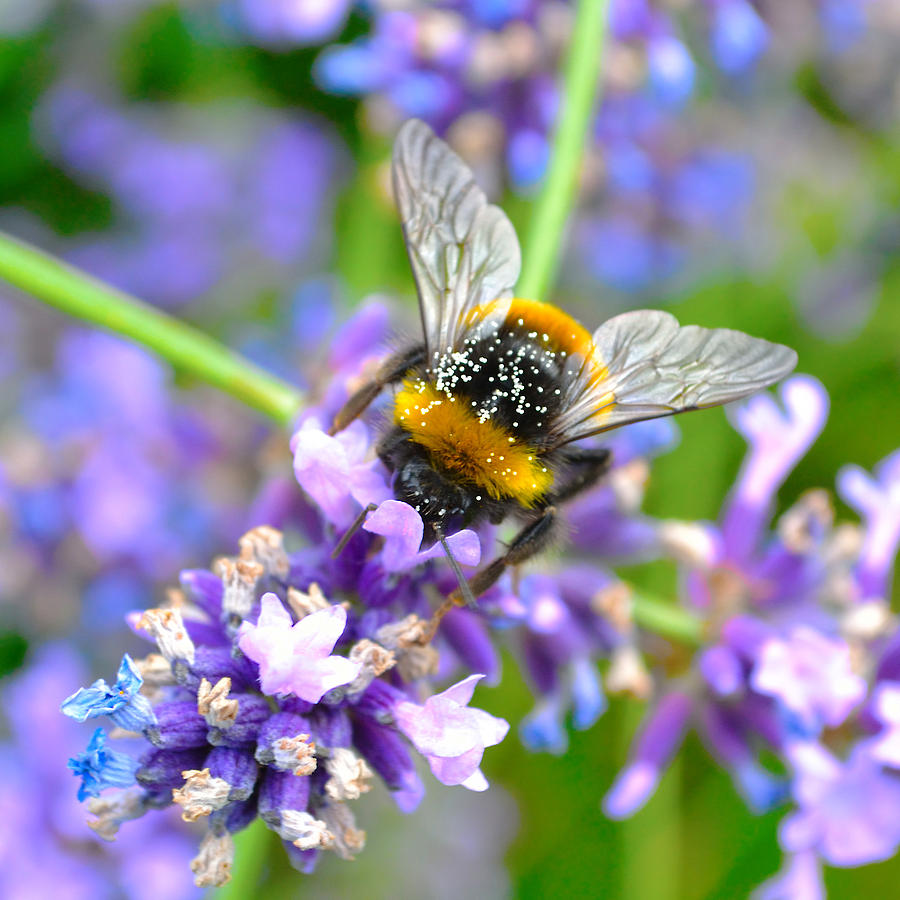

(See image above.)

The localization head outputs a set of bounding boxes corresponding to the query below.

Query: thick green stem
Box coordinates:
[518,0,610,301]
[216,819,273,899]
[0,231,303,426]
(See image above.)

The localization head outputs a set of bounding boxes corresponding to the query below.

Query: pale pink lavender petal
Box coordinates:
[363,500,480,572]
[603,761,660,819]
[291,421,391,527]
[781,741,900,867]
[460,768,489,792]
[723,376,828,561]
[869,682,900,767]
[437,673,483,707]
[238,595,360,702]
[751,626,866,731]
[752,850,825,900]
[837,449,900,600]
[393,675,509,791]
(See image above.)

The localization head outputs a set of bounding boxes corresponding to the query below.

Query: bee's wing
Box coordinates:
[550,310,798,446]
[392,119,521,360]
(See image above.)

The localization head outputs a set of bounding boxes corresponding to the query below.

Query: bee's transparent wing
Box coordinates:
[550,310,798,446]
[392,119,521,361]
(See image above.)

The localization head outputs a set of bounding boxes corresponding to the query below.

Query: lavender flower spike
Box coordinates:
[837,448,900,601]
[238,593,361,702]
[393,675,509,792]
[61,654,157,732]
[723,376,828,562]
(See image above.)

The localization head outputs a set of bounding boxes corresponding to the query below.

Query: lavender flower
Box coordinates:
[600,373,900,890]
[62,520,509,886]
[68,728,142,801]
[61,654,157,731]
[237,596,361,700]
[392,674,509,791]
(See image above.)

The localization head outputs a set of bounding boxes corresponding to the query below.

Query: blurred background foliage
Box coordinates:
[1,2,899,898]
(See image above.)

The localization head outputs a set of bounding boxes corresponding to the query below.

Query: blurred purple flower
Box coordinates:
[604,692,692,818]
[751,626,866,732]
[235,0,353,45]
[838,449,900,601]
[710,0,769,74]
[780,741,900,867]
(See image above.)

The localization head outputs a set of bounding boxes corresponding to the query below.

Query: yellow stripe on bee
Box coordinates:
[393,380,553,506]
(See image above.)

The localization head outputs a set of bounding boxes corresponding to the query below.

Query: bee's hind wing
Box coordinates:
[392,119,521,361]
[550,310,798,445]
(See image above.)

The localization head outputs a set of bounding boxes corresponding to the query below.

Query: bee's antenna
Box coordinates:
[434,524,478,610]
[331,503,378,559]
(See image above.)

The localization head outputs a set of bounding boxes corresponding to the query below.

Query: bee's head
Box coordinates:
[391,449,475,545]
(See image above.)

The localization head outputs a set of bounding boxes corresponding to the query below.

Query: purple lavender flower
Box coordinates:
[362,500,481,572]
[62,521,509,886]
[599,371,900,891]
[291,421,392,528]
[838,448,900,601]
[604,693,692,818]
[779,741,900,867]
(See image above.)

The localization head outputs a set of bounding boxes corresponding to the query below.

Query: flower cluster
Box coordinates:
[313,0,873,297]
[62,519,509,886]
[601,375,900,896]
[34,85,341,310]
[58,281,900,894]
[0,642,200,900]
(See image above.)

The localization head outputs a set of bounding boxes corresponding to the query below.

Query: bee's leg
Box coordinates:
[425,507,559,638]
[550,446,612,504]
[443,507,560,604]
[329,343,426,434]
[426,450,611,637]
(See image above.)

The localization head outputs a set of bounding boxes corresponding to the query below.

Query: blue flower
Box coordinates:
[60,654,157,732]
[67,728,140,802]
[711,0,769,74]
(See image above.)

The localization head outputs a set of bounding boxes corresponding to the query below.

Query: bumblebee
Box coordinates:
[333,120,797,601]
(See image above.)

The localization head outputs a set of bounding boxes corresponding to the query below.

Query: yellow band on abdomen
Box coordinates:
[393,379,553,506]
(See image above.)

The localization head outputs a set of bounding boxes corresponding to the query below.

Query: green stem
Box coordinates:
[0,231,303,426]
[518,0,610,301]
[633,594,703,646]
[217,819,273,899]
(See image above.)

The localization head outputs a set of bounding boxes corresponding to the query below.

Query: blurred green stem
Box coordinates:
[518,0,610,301]
[633,594,703,646]
[0,231,303,427]
[217,819,272,899]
